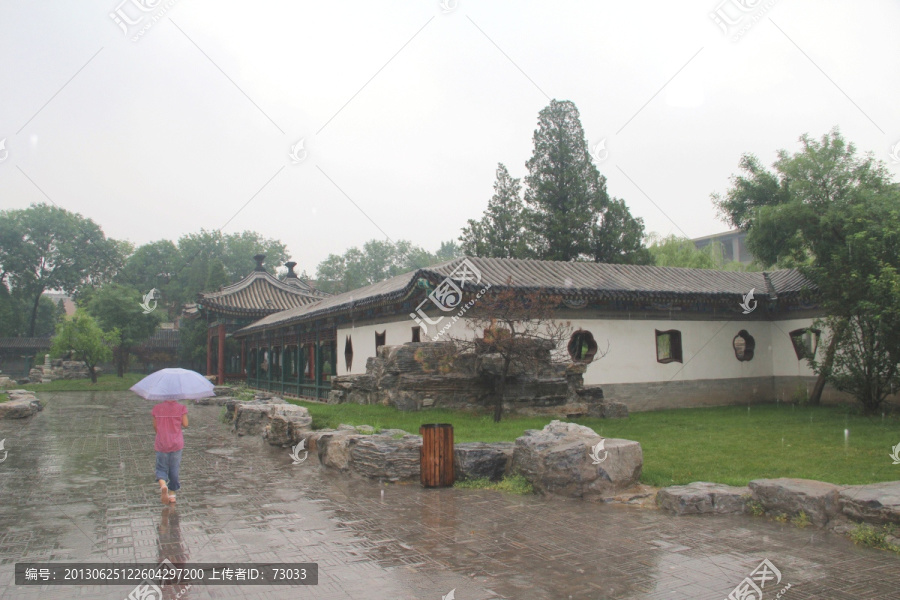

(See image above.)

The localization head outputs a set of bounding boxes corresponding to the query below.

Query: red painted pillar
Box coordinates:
[217,323,226,385]
[206,326,213,377]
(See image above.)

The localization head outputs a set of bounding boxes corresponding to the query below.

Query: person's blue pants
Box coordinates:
[155,450,182,492]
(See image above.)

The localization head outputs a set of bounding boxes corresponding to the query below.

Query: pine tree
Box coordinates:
[460,164,531,258]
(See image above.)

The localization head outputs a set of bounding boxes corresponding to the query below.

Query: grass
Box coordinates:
[850,524,900,553]
[0,392,7,403]
[19,373,145,392]
[453,474,534,495]
[289,399,900,487]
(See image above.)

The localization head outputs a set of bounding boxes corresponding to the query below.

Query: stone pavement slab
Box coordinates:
[0,391,898,599]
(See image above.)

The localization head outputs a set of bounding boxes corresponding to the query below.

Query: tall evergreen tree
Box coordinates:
[522,100,648,263]
[460,164,531,258]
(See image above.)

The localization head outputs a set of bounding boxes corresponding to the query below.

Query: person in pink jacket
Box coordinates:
[152,399,188,504]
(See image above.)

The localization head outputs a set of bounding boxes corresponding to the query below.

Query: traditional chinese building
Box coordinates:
[194,254,327,384]
[230,256,867,412]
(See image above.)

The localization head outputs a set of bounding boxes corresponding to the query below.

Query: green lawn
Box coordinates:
[19,373,145,392]
[291,400,900,487]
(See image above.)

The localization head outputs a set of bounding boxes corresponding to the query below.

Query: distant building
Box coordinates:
[692,229,753,265]
[42,292,76,316]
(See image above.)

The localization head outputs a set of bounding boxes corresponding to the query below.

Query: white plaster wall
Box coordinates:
[336,317,472,376]
[336,315,821,383]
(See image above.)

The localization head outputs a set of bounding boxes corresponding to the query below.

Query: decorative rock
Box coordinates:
[838,482,900,526]
[264,404,313,447]
[748,478,844,526]
[0,398,43,419]
[354,425,375,434]
[193,395,235,406]
[213,385,233,396]
[587,401,629,419]
[511,420,642,500]
[349,434,422,481]
[232,404,272,436]
[454,442,514,481]
[657,482,750,515]
[0,376,14,389]
[316,430,361,472]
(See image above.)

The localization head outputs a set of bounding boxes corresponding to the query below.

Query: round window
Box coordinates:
[568,330,598,363]
[733,330,755,361]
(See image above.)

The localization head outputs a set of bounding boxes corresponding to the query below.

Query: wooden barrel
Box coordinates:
[420,423,454,488]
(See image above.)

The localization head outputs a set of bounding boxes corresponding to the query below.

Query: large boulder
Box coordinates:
[838,482,900,526]
[511,420,642,500]
[748,478,844,526]
[316,430,362,472]
[454,442,514,481]
[264,404,313,447]
[0,397,43,419]
[232,404,272,436]
[657,482,749,515]
[349,433,422,481]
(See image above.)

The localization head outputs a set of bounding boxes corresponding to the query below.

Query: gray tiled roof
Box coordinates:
[234,257,815,336]
[198,270,327,317]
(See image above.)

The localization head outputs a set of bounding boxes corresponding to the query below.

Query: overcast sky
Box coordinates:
[2,0,898,275]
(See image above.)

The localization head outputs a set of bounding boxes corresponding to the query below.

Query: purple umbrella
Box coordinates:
[130,368,215,401]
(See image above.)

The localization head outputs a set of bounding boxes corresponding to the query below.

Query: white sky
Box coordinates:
[1,0,898,275]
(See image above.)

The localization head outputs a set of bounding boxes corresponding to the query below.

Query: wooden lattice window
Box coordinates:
[411,326,421,343]
[789,328,820,360]
[655,330,683,364]
[344,336,353,372]
[375,331,386,350]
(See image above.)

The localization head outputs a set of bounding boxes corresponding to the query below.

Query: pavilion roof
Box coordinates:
[234,256,816,336]
[197,269,328,318]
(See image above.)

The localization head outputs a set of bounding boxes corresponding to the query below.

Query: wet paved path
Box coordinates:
[0,392,898,600]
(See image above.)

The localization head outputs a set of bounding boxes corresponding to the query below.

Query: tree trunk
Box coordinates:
[809,319,847,406]
[27,290,43,337]
[494,356,511,422]
[89,365,98,384]
[115,347,127,377]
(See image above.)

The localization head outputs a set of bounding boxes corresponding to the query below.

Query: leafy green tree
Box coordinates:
[0,288,61,337]
[646,234,753,270]
[460,164,532,258]
[714,128,900,412]
[50,310,117,383]
[523,100,648,263]
[0,204,123,336]
[315,239,448,294]
[85,284,161,377]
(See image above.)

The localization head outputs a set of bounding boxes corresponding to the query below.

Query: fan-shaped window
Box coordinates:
[655,330,683,364]
[344,336,353,372]
[568,330,598,362]
[790,328,820,360]
[733,330,755,361]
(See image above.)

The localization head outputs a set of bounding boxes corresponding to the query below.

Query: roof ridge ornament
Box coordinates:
[253,254,266,272]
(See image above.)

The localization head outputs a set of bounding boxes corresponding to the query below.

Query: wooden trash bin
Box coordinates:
[420,423,454,488]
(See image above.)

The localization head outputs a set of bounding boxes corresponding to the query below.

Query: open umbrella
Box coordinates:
[130,368,215,401]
